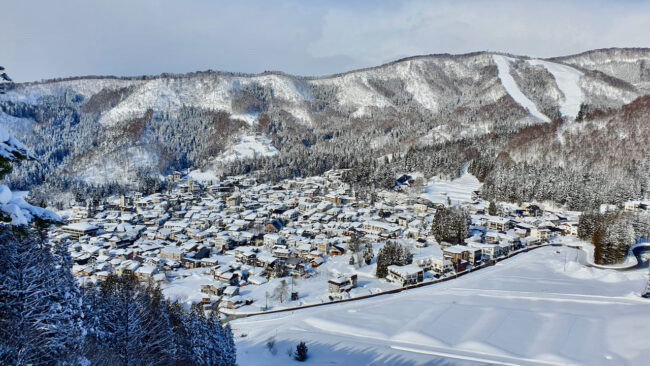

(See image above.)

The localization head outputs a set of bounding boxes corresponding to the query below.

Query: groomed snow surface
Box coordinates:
[528,60,584,119]
[233,247,650,365]
[493,55,551,123]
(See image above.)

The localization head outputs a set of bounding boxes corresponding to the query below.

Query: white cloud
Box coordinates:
[2,0,649,81]
[309,0,650,70]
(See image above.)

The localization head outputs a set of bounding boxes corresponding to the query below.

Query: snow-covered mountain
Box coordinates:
[550,48,650,92]
[0,48,648,206]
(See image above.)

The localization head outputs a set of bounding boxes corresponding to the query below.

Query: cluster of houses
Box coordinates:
[52,169,584,311]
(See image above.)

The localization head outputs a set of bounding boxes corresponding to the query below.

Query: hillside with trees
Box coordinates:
[1,49,649,211]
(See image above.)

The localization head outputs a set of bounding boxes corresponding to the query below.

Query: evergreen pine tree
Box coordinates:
[84,274,174,366]
[363,244,374,265]
[294,341,308,361]
[488,201,498,216]
[0,228,85,365]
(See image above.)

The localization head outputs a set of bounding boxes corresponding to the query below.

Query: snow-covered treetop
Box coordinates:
[0,125,36,161]
[0,184,61,226]
[0,67,60,225]
[0,126,60,225]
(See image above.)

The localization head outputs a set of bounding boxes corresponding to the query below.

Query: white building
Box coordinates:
[386,264,424,286]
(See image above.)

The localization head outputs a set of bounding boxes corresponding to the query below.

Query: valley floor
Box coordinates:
[232,246,650,365]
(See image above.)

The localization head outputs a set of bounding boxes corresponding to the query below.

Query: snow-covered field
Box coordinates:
[419,171,482,206]
[233,246,650,366]
[493,55,551,123]
[219,134,278,162]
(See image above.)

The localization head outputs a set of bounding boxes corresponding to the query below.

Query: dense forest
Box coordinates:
[0,228,237,366]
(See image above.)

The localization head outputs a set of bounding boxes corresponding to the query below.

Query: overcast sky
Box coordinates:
[4,0,650,82]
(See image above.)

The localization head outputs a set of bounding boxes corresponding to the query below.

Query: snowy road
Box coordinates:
[233,246,650,365]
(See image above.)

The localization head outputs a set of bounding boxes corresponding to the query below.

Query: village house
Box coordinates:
[161,246,183,260]
[235,247,258,265]
[624,200,650,212]
[223,285,240,297]
[264,233,286,247]
[559,222,579,236]
[135,265,159,280]
[329,244,345,256]
[467,242,502,260]
[226,194,241,207]
[201,283,226,296]
[328,274,358,293]
[214,268,239,286]
[467,247,482,265]
[61,223,99,239]
[256,253,279,271]
[486,217,513,232]
[271,246,291,259]
[514,223,536,237]
[443,245,470,272]
[222,296,244,309]
[386,264,424,286]
[430,257,454,275]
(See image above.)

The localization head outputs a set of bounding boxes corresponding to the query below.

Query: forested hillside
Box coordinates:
[0,48,648,209]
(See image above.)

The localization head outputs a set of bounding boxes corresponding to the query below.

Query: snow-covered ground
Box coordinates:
[219,134,278,162]
[493,55,551,122]
[419,170,482,206]
[528,60,584,119]
[187,169,221,182]
[233,246,650,366]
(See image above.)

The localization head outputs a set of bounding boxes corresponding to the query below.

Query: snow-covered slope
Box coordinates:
[5,50,640,129]
[0,49,645,188]
[0,124,34,161]
[419,170,482,206]
[529,59,584,119]
[233,246,650,366]
[550,48,650,91]
[219,133,278,162]
[493,55,551,122]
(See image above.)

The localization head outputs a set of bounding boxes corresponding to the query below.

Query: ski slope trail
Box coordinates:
[493,55,551,122]
[529,59,584,119]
